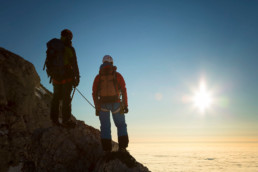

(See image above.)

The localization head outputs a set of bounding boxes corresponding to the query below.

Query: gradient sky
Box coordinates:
[1,0,258,142]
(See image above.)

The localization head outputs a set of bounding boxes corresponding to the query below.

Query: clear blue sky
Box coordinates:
[1,0,258,142]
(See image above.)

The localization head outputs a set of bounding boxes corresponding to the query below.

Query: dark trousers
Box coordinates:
[50,82,73,123]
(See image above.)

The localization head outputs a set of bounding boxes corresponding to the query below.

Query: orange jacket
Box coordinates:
[92,71,128,107]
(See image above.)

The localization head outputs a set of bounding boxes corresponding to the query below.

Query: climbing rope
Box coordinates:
[75,88,95,109]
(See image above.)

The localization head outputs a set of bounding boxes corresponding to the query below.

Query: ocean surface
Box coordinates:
[128,142,258,172]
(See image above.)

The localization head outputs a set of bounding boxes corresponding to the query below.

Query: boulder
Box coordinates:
[0,47,149,172]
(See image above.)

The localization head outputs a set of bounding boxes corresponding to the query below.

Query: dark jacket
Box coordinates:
[46,38,80,84]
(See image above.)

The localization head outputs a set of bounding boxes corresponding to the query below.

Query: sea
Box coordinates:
[128,142,258,172]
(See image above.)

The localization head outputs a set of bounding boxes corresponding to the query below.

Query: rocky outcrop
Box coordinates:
[0,47,149,172]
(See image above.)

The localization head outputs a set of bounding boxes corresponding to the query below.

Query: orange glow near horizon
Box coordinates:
[130,136,258,143]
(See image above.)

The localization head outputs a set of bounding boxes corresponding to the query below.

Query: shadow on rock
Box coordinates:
[94,150,150,172]
[104,151,137,168]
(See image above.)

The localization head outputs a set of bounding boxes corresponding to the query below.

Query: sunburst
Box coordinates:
[193,80,213,113]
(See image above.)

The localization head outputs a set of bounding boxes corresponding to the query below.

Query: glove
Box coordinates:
[73,76,80,87]
[95,104,100,116]
[96,110,100,116]
[123,106,129,114]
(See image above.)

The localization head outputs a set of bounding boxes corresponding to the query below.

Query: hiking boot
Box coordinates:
[62,120,76,128]
[118,135,129,151]
[118,147,128,153]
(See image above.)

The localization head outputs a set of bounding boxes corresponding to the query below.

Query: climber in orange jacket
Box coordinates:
[92,55,129,151]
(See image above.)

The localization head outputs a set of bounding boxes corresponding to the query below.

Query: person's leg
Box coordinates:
[50,84,61,125]
[99,104,112,151]
[62,82,73,123]
[112,103,129,149]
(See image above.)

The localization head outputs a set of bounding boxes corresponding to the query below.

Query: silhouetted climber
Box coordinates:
[44,29,80,128]
[92,55,129,152]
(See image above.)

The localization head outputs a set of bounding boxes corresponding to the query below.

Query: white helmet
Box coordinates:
[102,55,113,63]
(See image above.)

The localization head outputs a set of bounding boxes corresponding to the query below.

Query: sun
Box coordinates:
[193,80,213,112]
[182,78,216,113]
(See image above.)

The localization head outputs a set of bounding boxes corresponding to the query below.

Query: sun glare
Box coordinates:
[193,81,213,113]
[182,78,217,114]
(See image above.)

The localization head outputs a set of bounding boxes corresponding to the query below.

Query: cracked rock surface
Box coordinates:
[0,47,149,172]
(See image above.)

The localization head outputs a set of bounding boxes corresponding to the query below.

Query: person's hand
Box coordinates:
[123,106,129,114]
[95,104,100,116]
[96,110,100,116]
[73,76,80,87]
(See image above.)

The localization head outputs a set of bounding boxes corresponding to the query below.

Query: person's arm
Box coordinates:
[71,47,80,86]
[116,72,128,107]
[92,75,100,109]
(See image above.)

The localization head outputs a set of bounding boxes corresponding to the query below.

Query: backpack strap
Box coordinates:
[112,70,121,95]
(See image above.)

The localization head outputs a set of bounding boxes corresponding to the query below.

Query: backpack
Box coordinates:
[43,38,66,83]
[98,64,121,103]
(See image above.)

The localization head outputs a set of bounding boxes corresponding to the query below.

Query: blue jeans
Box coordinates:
[99,102,128,139]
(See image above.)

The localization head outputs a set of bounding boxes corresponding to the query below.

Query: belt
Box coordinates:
[53,78,73,84]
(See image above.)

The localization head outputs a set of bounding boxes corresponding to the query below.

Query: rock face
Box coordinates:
[0,47,149,172]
